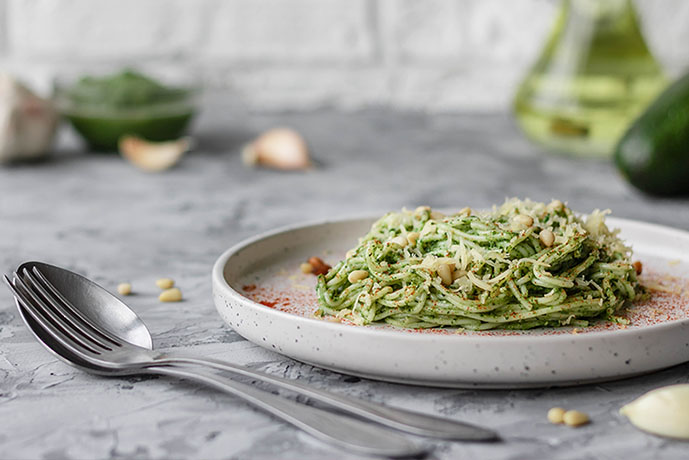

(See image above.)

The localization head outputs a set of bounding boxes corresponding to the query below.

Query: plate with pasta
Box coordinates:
[212,199,689,388]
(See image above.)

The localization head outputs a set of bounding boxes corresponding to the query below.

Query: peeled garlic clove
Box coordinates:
[0,73,58,164]
[619,384,689,439]
[242,128,310,170]
[119,136,190,172]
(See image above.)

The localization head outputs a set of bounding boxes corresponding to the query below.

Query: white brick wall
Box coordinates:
[8,0,205,59]
[202,0,374,62]
[0,2,4,52]
[1,0,688,112]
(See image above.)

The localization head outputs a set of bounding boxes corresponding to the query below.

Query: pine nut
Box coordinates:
[406,232,420,246]
[437,263,453,286]
[390,236,408,247]
[430,211,445,220]
[452,269,466,281]
[117,283,132,296]
[300,262,314,274]
[156,278,175,289]
[563,410,589,427]
[547,407,566,424]
[457,207,472,217]
[159,287,182,302]
[514,214,534,227]
[511,214,534,231]
[539,229,555,247]
[414,206,431,219]
[548,199,564,212]
[348,270,369,283]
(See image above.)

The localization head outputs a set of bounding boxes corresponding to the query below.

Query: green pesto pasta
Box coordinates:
[315,198,640,330]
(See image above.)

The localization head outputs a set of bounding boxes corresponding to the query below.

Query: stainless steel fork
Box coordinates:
[6,263,495,441]
[7,267,429,458]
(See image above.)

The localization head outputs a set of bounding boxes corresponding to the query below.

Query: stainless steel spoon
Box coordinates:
[7,262,427,458]
[6,263,497,451]
[6,262,495,441]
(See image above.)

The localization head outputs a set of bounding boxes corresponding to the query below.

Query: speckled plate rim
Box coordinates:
[212,215,689,388]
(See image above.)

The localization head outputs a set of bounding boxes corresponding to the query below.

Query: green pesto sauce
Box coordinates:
[62,70,195,151]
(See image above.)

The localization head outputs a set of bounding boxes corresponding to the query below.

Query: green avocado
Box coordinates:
[614,72,689,196]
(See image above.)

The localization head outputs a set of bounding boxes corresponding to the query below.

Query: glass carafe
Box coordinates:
[513,0,666,157]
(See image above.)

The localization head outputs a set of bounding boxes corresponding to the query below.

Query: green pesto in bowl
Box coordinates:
[56,70,197,151]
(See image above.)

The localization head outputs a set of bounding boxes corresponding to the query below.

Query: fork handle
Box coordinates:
[151,354,496,441]
[147,364,424,458]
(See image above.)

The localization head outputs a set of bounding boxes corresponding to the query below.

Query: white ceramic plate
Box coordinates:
[212,216,689,388]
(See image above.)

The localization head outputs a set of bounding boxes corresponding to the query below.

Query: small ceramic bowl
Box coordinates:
[53,68,199,151]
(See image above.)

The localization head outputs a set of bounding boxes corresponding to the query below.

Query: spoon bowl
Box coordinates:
[21,262,152,348]
[15,261,153,375]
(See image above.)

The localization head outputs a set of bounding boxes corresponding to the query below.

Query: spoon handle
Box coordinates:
[152,354,497,441]
[147,364,425,458]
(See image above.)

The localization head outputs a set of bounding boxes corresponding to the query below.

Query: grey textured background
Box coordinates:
[2,1,689,457]
[1,108,689,459]
[0,0,688,112]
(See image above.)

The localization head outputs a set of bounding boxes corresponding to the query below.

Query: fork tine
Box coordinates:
[27,267,121,348]
[19,269,113,352]
[5,274,104,357]
[9,273,107,354]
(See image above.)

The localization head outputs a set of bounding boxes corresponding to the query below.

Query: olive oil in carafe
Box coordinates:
[513,0,666,157]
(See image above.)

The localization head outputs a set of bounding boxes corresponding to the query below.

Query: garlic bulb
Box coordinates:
[119,135,190,172]
[0,74,58,164]
[620,384,689,439]
[242,128,311,170]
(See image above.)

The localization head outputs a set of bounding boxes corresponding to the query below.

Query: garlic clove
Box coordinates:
[0,73,58,164]
[619,384,689,439]
[119,136,190,172]
[242,128,311,170]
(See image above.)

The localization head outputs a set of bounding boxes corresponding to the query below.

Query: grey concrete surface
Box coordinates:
[1,109,688,460]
